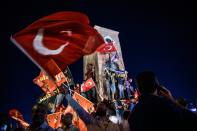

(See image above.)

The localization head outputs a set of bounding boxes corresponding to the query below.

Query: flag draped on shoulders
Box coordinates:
[11,11,104,76]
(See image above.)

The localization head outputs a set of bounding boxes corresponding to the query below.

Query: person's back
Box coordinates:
[128,71,197,131]
[87,102,120,131]
[120,110,130,131]
[26,103,54,131]
[87,116,120,131]
[57,113,79,131]
[130,94,184,131]
[60,125,79,131]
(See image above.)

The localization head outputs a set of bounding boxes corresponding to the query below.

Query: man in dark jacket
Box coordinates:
[128,71,197,131]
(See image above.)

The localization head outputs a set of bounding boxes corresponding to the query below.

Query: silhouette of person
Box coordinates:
[85,63,97,103]
[57,113,79,131]
[104,60,117,101]
[26,103,54,131]
[128,71,197,131]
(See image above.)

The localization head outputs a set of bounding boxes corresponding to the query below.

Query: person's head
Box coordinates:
[87,63,93,70]
[61,113,73,127]
[96,100,116,118]
[136,71,160,95]
[96,102,108,117]
[31,103,47,125]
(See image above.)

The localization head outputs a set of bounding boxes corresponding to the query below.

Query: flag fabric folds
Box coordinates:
[45,59,67,86]
[33,71,57,94]
[96,42,117,53]
[11,11,104,77]
[9,109,24,121]
[9,109,30,128]
[72,92,95,114]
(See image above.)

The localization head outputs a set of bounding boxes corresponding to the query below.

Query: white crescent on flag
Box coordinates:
[86,81,92,87]
[33,28,69,56]
[105,45,112,51]
[60,30,72,36]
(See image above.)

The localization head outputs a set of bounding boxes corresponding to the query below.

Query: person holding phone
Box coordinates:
[128,71,197,131]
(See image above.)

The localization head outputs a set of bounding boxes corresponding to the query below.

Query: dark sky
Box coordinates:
[0,0,196,123]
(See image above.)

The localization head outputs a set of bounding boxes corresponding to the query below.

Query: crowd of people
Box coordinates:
[1,71,197,131]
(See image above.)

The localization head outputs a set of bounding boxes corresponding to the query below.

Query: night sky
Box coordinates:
[0,0,196,123]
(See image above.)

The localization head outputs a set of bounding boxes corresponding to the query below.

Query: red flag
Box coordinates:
[33,71,57,94]
[9,109,24,120]
[81,78,96,92]
[72,92,95,114]
[47,112,62,129]
[9,109,30,128]
[96,43,117,53]
[45,59,67,86]
[11,12,104,76]
[55,71,67,86]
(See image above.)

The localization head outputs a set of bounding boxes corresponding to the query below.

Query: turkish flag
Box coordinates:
[11,12,104,76]
[82,78,96,92]
[96,43,117,53]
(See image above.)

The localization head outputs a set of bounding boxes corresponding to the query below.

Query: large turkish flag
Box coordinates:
[11,12,104,76]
